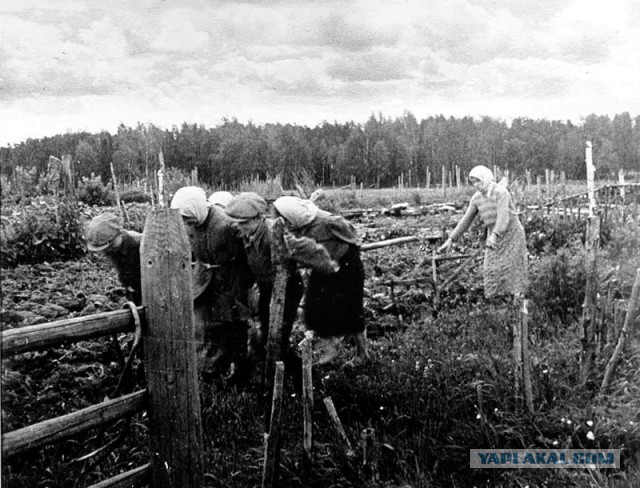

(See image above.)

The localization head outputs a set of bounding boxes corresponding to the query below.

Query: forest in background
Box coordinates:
[1,111,639,190]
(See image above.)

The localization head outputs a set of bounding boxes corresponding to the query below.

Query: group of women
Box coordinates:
[85,164,528,383]
[169,187,369,380]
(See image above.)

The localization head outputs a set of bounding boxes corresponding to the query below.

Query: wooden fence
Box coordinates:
[2,209,203,488]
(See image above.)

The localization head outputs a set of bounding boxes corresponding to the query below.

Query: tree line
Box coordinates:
[1,112,638,190]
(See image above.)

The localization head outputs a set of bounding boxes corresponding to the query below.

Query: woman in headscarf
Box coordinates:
[438,165,528,299]
[224,192,305,386]
[170,186,253,381]
[85,213,143,304]
[208,191,234,209]
[272,196,368,365]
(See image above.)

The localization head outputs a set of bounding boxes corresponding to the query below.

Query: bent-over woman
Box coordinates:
[171,186,253,380]
[273,196,368,365]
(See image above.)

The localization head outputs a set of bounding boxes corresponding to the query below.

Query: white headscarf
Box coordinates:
[273,196,319,230]
[469,165,495,195]
[170,186,208,225]
[207,191,234,208]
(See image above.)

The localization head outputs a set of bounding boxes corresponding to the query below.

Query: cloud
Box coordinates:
[150,9,210,53]
[540,0,634,63]
[0,14,154,101]
[326,49,416,82]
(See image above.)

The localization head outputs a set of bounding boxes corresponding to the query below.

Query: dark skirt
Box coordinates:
[304,246,365,337]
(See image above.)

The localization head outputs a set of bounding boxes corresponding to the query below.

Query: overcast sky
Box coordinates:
[1,0,639,146]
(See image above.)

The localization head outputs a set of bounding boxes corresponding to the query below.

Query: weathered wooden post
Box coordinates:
[431,249,440,310]
[521,299,533,413]
[262,361,285,488]
[536,175,542,199]
[545,168,550,196]
[323,397,355,459]
[157,151,166,208]
[263,218,290,429]
[600,269,640,394]
[110,162,129,224]
[361,428,379,482]
[580,141,600,385]
[441,165,446,198]
[301,337,314,483]
[512,302,523,404]
[618,170,626,225]
[140,208,204,488]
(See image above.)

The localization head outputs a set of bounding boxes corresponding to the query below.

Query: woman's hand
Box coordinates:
[485,232,498,250]
[437,237,453,254]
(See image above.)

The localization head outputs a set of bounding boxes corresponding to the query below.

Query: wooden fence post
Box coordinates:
[536,175,542,199]
[361,428,379,482]
[262,361,285,488]
[263,218,290,430]
[157,151,166,208]
[140,208,204,488]
[521,299,533,413]
[323,397,355,458]
[580,141,600,385]
[579,214,600,385]
[512,303,523,404]
[301,337,314,484]
[600,269,640,394]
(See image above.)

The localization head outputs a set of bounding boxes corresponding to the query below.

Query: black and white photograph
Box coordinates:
[1,1,639,487]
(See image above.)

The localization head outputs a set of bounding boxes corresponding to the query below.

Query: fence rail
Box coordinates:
[2,389,147,458]
[2,307,142,356]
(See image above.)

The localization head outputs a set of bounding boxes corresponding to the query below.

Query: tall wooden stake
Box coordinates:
[361,428,379,482]
[262,361,285,488]
[263,218,290,430]
[110,162,128,224]
[140,209,204,488]
[512,302,523,404]
[157,151,166,208]
[600,269,640,394]
[521,299,533,413]
[323,397,355,458]
[301,337,313,483]
[580,141,600,385]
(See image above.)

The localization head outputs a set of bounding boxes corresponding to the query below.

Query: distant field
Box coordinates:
[319,181,595,209]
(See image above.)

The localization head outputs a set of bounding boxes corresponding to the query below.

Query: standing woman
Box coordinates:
[170,186,253,380]
[273,196,368,365]
[438,165,528,299]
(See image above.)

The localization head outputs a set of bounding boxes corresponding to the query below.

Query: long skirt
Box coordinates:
[483,216,529,298]
[304,246,365,338]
